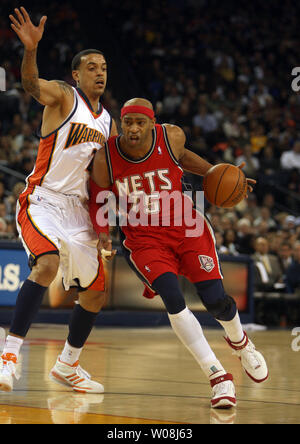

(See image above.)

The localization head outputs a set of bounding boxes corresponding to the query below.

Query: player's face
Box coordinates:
[73,53,107,97]
[121,114,154,148]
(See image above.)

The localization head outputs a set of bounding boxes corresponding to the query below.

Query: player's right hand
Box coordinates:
[97,233,117,262]
[9,7,47,50]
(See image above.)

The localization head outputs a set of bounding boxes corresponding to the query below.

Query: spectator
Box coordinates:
[258,145,279,177]
[250,124,267,154]
[235,144,260,178]
[241,194,261,220]
[215,230,229,254]
[277,242,293,274]
[280,141,300,171]
[192,105,218,135]
[235,218,255,255]
[285,242,300,294]
[162,84,182,116]
[262,193,277,215]
[252,237,283,292]
[254,206,277,230]
[223,228,239,256]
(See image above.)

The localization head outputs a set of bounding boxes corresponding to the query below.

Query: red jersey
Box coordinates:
[105,124,196,245]
[104,124,222,292]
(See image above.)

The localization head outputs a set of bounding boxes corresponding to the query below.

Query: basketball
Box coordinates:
[203,163,247,208]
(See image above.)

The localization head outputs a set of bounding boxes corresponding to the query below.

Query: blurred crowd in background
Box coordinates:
[1,0,300,301]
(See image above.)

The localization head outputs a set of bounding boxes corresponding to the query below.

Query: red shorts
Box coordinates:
[120,215,223,298]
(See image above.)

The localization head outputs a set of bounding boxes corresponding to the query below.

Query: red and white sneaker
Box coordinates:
[49,357,104,393]
[210,373,236,409]
[225,332,268,383]
[0,353,18,392]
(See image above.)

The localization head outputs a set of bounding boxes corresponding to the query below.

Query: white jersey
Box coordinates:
[26,87,112,200]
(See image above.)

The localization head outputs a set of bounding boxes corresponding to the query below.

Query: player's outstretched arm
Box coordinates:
[9,7,72,107]
[164,124,213,175]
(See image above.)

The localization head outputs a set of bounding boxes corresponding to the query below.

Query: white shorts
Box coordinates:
[16,185,105,291]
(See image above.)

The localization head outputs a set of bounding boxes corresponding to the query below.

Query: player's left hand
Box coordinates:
[9,7,47,50]
[237,162,256,196]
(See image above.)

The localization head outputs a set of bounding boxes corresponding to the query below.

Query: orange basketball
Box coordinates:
[203,163,247,208]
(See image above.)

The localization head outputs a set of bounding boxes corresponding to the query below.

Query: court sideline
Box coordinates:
[0,326,299,424]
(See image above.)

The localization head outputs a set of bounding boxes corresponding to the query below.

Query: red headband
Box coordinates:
[121,105,155,119]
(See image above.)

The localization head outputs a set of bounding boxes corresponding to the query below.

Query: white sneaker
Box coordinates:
[225,332,268,383]
[210,373,236,409]
[49,357,104,393]
[0,353,17,392]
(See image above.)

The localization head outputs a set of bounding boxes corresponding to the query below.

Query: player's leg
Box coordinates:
[0,188,62,391]
[49,220,107,393]
[122,235,236,409]
[0,253,59,391]
[50,288,106,393]
[151,272,236,408]
[152,273,226,379]
[180,215,268,383]
[195,279,268,383]
[48,268,77,308]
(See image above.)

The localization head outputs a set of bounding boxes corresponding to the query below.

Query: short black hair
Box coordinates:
[71,49,105,71]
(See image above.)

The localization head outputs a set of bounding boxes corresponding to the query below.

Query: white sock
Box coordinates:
[2,335,23,360]
[217,311,245,344]
[168,307,226,379]
[60,341,82,365]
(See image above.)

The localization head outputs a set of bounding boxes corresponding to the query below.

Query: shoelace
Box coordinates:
[213,381,230,396]
[75,365,91,381]
[0,358,20,380]
[233,342,261,369]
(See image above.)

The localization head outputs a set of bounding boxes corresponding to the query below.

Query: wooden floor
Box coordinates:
[0,325,299,424]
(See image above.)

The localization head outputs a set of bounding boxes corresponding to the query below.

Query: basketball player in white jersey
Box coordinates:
[0,7,117,393]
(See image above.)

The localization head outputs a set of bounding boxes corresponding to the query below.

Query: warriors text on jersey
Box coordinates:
[26,87,112,200]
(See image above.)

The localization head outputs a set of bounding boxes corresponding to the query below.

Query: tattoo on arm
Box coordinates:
[21,48,41,99]
[54,80,73,96]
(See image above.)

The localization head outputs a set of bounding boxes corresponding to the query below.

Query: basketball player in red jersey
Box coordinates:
[89,98,268,409]
[0,7,117,393]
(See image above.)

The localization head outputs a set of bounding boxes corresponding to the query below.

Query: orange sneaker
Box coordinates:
[0,353,17,392]
[49,356,104,393]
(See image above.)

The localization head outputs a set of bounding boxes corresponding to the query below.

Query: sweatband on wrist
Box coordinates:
[121,105,155,119]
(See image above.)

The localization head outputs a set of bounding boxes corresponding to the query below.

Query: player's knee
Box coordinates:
[79,290,107,313]
[29,254,60,287]
[194,279,237,321]
[152,272,186,314]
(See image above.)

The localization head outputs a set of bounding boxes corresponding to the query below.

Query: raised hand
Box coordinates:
[9,7,47,50]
